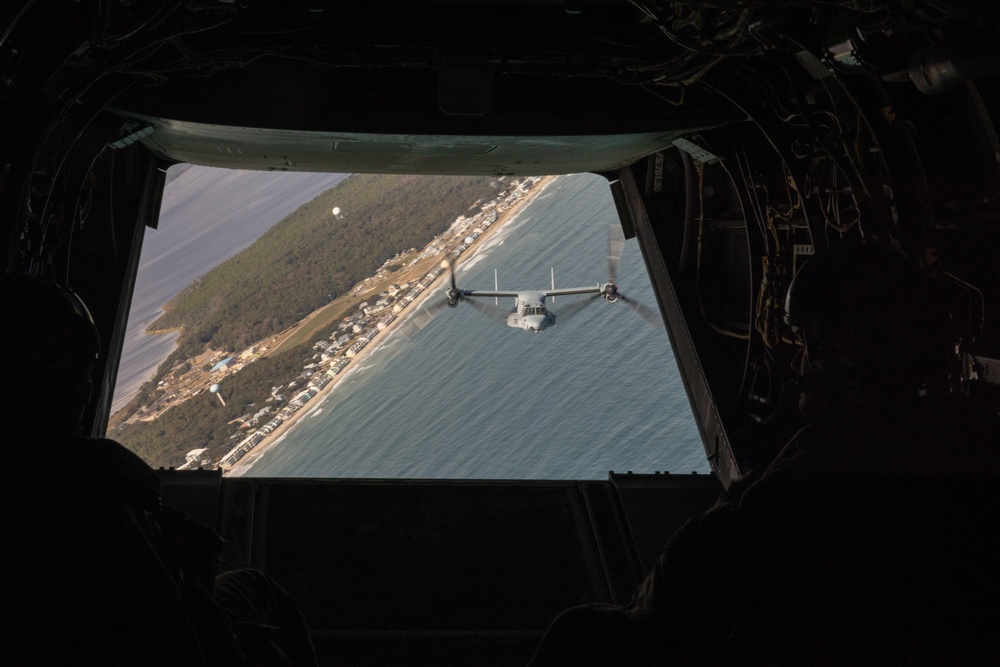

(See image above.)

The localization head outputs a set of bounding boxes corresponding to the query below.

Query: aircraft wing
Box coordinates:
[460,290,522,299]
[461,286,602,298]
[543,286,602,297]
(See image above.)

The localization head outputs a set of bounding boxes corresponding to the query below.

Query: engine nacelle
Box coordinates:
[601,283,619,302]
[446,288,461,307]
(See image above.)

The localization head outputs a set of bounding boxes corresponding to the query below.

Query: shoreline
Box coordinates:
[225,175,559,476]
[144,325,185,336]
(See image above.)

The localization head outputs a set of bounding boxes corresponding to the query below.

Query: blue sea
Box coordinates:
[237,173,707,480]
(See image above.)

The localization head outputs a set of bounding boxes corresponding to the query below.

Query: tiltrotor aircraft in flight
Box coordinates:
[420,227,658,333]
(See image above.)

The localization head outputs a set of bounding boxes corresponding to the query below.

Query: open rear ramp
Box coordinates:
[160,471,720,665]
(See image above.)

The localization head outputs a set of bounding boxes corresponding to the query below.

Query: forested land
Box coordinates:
[116,344,313,466]
[154,173,498,358]
[113,173,499,466]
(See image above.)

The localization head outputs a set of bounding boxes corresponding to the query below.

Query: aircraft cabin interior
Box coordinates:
[2,1,1000,664]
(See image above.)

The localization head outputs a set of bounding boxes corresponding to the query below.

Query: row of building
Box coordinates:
[213,274,433,469]
[210,176,542,470]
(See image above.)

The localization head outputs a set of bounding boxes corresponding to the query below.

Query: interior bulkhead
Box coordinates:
[3,1,1000,663]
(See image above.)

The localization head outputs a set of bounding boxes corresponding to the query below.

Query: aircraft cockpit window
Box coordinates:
[109,168,702,479]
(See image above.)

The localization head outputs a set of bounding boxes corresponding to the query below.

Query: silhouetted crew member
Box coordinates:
[530,242,1000,665]
[0,273,317,666]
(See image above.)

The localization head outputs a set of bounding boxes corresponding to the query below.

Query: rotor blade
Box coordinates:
[400,297,449,340]
[463,297,510,322]
[618,293,662,328]
[608,224,625,284]
[442,259,458,292]
[419,297,451,325]
[555,293,601,322]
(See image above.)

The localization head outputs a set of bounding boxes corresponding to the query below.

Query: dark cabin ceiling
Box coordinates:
[98,0,747,174]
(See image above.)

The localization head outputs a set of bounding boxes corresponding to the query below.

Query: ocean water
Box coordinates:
[241,173,707,480]
[113,166,348,412]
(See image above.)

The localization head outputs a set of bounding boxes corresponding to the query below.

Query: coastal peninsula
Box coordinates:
[226,175,556,475]
[111,173,556,470]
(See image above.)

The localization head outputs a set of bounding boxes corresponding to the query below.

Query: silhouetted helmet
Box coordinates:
[0,273,101,379]
[784,242,949,398]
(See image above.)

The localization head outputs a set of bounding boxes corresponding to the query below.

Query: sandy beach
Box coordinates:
[226,175,558,476]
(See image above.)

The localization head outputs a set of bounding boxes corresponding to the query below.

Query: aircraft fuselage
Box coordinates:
[506,291,555,332]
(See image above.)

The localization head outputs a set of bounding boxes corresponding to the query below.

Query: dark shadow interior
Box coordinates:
[161,470,720,665]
